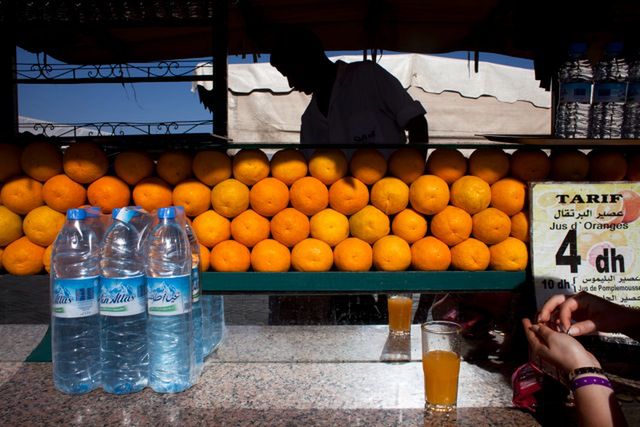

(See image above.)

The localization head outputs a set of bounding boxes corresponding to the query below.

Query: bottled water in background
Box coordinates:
[589,42,628,138]
[84,206,106,245]
[209,295,225,353]
[623,53,640,138]
[146,207,194,393]
[100,207,148,394]
[51,208,101,394]
[183,215,203,377]
[555,42,593,138]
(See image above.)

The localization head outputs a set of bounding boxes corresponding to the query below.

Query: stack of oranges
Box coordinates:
[0,140,636,276]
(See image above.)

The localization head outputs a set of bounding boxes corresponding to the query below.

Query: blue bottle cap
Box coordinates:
[605,42,624,55]
[67,208,87,220]
[112,208,121,217]
[113,207,139,223]
[568,42,588,55]
[158,207,176,219]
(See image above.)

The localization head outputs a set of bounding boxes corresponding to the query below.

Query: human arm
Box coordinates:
[406,115,429,144]
[522,319,627,427]
[537,292,640,341]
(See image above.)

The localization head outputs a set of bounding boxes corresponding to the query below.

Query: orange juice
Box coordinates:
[422,350,460,409]
[387,295,412,334]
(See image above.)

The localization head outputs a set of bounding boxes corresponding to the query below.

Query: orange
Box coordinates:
[3,236,44,275]
[133,177,173,213]
[372,235,411,271]
[210,240,251,272]
[289,176,328,216]
[490,178,526,216]
[349,205,390,244]
[472,207,511,245]
[469,148,510,184]
[510,211,529,242]
[156,150,192,185]
[310,208,350,247]
[172,179,211,217]
[510,149,550,182]
[408,175,449,215]
[270,208,310,248]
[349,148,387,185]
[308,149,348,185]
[192,150,232,186]
[370,177,409,215]
[211,178,250,218]
[270,149,308,185]
[411,237,451,271]
[43,244,52,274]
[450,175,491,215]
[426,148,467,184]
[0,144,22,182]
[192,210,231,248]
[87,176,131,213]
[42,174,86,213]
[450,238,490,271]
[329,177,369,215]
[333,237,373,271]
[23,205,65,247]
[230,209,270,248]
[114,151,155,185]
[0,205,23,246]
[489,237,528,271]
[1,176,44,215]
[588,149,627,181]
[291,238,333,272]
[232,149,270,185]
[20,141,63,182]
[550,149,589,181]
[430,206,472,246]
[251,239,291,272]
[63,142,108,184]
[250,177,290,217]
[627,154,640,181]
[392,209,427,244]
[388,147,426,184]
[199,244,210,272]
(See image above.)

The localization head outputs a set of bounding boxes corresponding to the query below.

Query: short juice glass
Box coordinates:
[387,293,412,335]
[421,321,462,413]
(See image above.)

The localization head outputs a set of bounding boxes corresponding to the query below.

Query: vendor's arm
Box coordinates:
[406,115,428,144]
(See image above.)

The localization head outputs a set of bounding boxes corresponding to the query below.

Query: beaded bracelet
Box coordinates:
[568,366,606,381]
[571,375,613,391]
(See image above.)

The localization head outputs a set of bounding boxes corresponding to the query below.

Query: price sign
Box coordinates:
[531,182,640,309]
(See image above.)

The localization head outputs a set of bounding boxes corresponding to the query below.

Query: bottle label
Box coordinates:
[192,266,201,303]
[100,275,146,316]
[628,82,640,103]
[52,276,99,318]
[593,82,627,102]
[147,275,191,316]
[559,82,592,103]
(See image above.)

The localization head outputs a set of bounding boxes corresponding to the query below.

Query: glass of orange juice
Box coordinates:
[387,293,412,335]
[421,321,462,413]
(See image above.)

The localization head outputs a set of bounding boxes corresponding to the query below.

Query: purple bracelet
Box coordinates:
[571,375,613,391]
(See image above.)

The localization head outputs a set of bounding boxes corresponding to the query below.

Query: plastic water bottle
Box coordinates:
[184,219,204,377]
[623,53,640,138]
[146,207,194,393]
[99,207,148,394]
[589,42,628,138]
[51,208,101,394]
[555,42,593,138]
[84,206,106,245]
[210,295,225,353]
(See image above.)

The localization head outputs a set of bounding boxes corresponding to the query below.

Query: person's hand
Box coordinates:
[537,291,618,337]
[522,318,600,374]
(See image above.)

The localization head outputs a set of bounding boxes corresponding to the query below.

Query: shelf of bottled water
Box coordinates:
[555,42,640,139]
[50,206,225,395]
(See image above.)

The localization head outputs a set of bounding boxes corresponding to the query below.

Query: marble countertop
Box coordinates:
[1,324,636,426]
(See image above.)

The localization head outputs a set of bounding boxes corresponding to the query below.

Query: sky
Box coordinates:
[17,48,534,128]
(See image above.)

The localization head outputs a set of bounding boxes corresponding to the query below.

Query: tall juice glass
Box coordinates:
[387,293,412,335]
[421,321,462,413]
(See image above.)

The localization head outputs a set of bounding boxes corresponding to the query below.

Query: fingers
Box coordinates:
[567,320,597,337]
[537,294,568,323]
[557,298,580,332]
